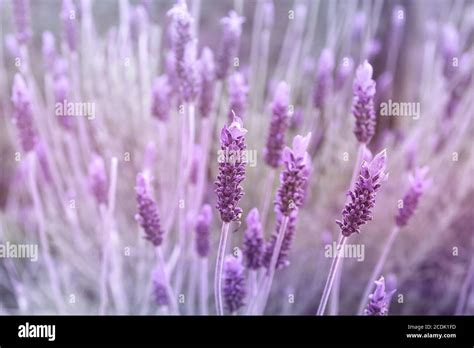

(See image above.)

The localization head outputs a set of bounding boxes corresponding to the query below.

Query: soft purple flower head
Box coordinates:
[135,172,164,246]
[227,72,248,122]
[195,204,213,258]
[243,208,264,270]
[262,0,275,29]
[167,1,197,102]
[263,210,298,270]
[395,166,431,227]
[352,60,377,144]
[215,117,247,223]
[151,268,169,306]
[313,48,335,109]
[88,153,108,205]
[197,47,216,118]
[264,81,291,168]
[61,0,77,52]
[336,149,388,237]
[275,133,311,216]
[364,276,396,316]
[151,75,172,121]
[11,73,36,153]
[223,254,246,313]
[335,56,354,91]
[42,31,56,71]
[215,11,245,80]
[5,33,21,58]
[12,0,31,45]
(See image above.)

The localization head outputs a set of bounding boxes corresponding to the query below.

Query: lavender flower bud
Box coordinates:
[167,1,196,101]
[352,60,377,144]
[215,117,247,223]
[42,31,56,71]
[152,268,169,306]
[335,56,354,91]
[135,172,164,246]
[12,0,31,45]
[264,81,291,168]
[151,75,172,121]
[11,73,36,153]
[195,204,213,258]
[61,0,77,52]
[215,11,245,80]
[243,208,264,270]
[313,48,335,109]
[197,47,216,118]
[223,255,246,313]
[88,154,108,205]
[263,210,297,270]
[395,166,431,227]
[181,40,199,102]
[275,133,311,216]
[5,34,21,58]
[336,149,388,237]
[364,276,396,316]
[227,72,248,122]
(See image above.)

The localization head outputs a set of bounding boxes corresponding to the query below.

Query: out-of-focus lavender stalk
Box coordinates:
[261,81,291,227]
[313,48,335,110]
[227,71,248,122]
[356,166,431,314]
[215,11,244,80]
[61,0,77,52]
[27,154,65,313]
[195,204,212,315]
[455,257,474,314]
[317,150,388,315]
[12,0,31,45]
[11,73,36,153]
[256,133,311,314]
[214,118,247,315]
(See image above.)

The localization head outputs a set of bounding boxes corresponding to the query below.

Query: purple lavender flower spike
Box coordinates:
[313,48,335,109]
[151,75,172,121]
[275,133,311,216]
[243,208,264,270]
[167,1,196,101]
[263,210,298,269]
[264,81,291,168]
[11,73,36,153]
[215,11,245,80]
[227,72,248,122]
[352,60,377,144]
[197,47,216,118]
[335,57,354,91]
[61,0,77,52]
[88,153,108,205]
[12,0,31,45]
[336,149,388,237]
[223,255,246,313]
[395,166,431,227]
[364,276,396,316]
[152,268,169,306]
[215,117,247,223]
[135,172,164,246]
[195,204,213,258]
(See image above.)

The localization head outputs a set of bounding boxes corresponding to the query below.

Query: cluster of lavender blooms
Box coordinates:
[364,277,396,316]
[0,0,472,317]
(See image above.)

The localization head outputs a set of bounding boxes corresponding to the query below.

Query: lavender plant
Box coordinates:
[0,0,472,317]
